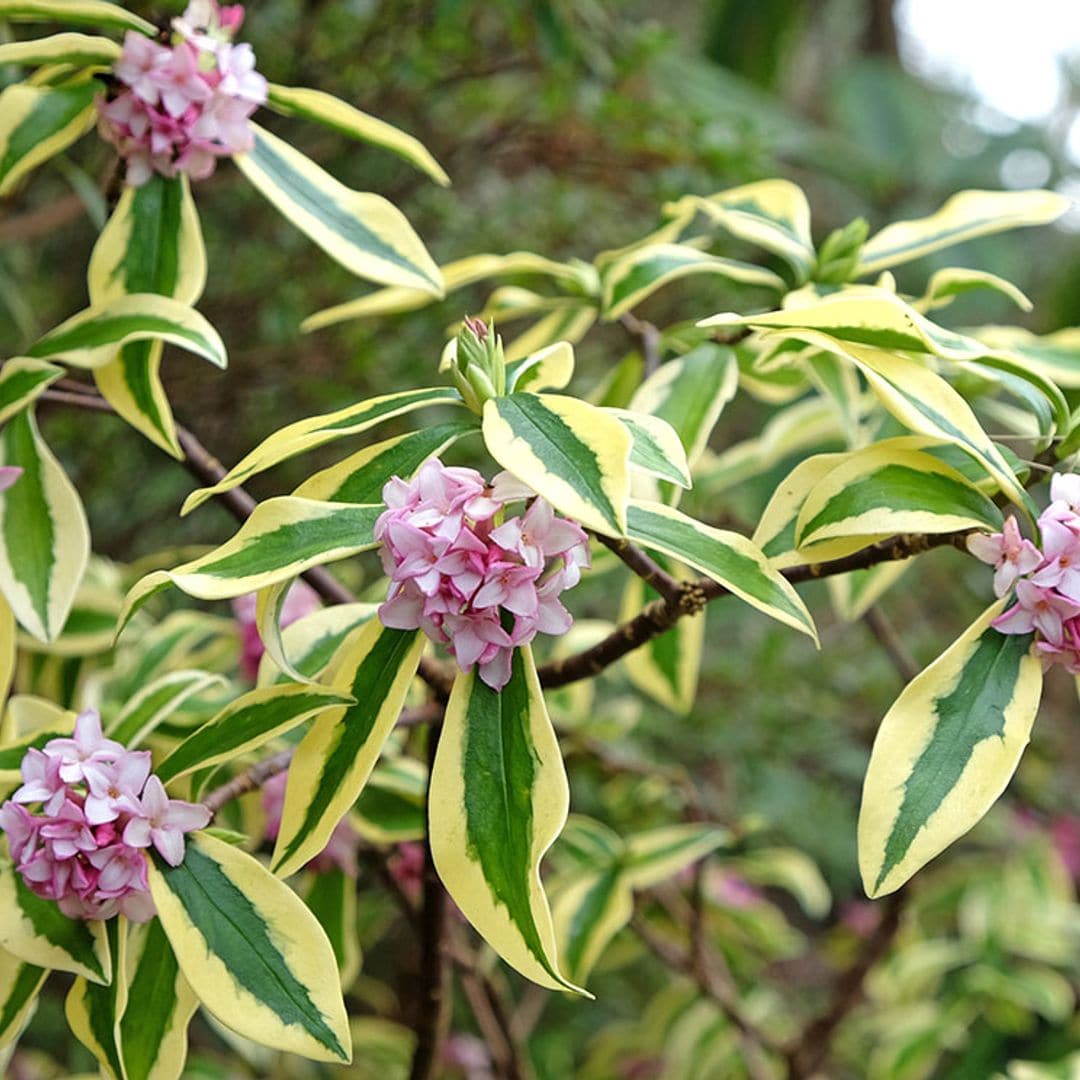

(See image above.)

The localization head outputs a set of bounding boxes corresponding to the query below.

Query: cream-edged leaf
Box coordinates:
[0,0,154,32]
[606,408,692,488]
[430,648,583,992]
[0,31,120,68]
[0,949,47,1050]
[64,919,127,1080]
[0,357,63,426]
[859,602,1042,897]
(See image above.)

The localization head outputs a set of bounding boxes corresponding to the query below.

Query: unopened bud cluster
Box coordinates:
[98,0,267,185]
[376,459,589,690]
[449,318,506,413]
[0,710,209,921]
[970,474,1080,672]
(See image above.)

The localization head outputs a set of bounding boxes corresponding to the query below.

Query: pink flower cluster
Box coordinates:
[0,711,210,921]
[375,459,589,691]
[970,474,1080,672]
[97,1,267,186]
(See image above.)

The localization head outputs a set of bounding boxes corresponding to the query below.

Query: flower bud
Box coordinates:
[450,316,506,412]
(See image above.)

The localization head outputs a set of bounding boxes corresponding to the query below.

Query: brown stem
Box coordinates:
[202,748,294,814]
[619,312,662,376]
[595,532,683,604]
[862,605,919,683]
[785,891,905,1078]
[409,727,452,1080]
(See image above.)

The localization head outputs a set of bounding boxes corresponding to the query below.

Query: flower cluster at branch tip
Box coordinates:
[97,0,267,186]
[970,474,1080,672]
[376,458,589,690]
[233,581,320,682]
[261,771,358,876]
[0,710,210,921]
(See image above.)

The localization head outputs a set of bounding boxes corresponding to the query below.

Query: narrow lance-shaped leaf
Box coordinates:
[106,670,229,747]
[0,949,47,1051]
[482,392,631,537]
[795,443,1004,548]
[65,918,128,1080]
[552,868,631,986]
[0,860,110,983]
[503,304,597,365]
[914,267,1032,314]
[304,868,361,990]
[0,358,64,427]
[88,174,208,457]
[0,409,90,643]
[857,189,1070,276]
[626,500,817,642]
[0,0,155,33]
[26,293,225,371]
[0,31,121,68]
[272,621,424,878]
[430,646,583,993]
[859,601,1043,897]
[147,832,351,1062]
[601,243,784,320]
[255,602,377,687]
[119,917,199,1080]
[606,409,691,488]
[505,340,576,394]
[265,84,449,186]
[235,124,442,295]
[182,386,463,514]
[117,499,383,635]
[620,824,732,890]
[0,80,97,196]
[157,684,355,784]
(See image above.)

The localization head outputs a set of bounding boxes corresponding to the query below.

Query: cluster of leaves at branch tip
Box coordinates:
[450,315,506,412]
[813,217,869,284]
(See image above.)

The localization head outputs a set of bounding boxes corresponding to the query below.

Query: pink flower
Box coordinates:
[45,710,124,785]
[124,776,210,867]
[0,466,22,493]
[993,581,1080,643]
[376,459,587,690]
[81,753,151,825]
[967,516,1042,598]
[113,32,170,105]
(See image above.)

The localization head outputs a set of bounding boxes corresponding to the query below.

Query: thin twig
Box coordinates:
[202,748,294,814]
[619,312,662,376]
[862,605,919,683]
[595,532,683,604]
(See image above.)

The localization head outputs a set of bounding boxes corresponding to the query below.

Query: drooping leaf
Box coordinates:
[26,293,225,370]
[157,684,354,784]
[0,31,121,68]
[0,409,90,643]
[482,392,631,537]
[973,326,1080,389]
[119,917,199,1080]
[272,622,424,878]
[0,80,96,196]
[857,189,1070,276]
[87,174,207,456]
[0,949,47,1050]
[859,602,1042,897]
[552,869,631,985]
[265,84,449,186]
[626,500,817,642]
[0,859,110,983]
[430,647,582,992]
[235,124,442,295]
[147,832,351,1062]
[181,386,463,514]
[255,602,377,687]
[914,267,1032,313]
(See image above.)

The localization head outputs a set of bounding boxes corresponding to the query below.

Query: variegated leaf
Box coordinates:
[0,858,110,983]
[272,621,423,878]
[0,949,47,1050]
[973,326,1080,389]
[601,242,784,319]
[552,869,631,985]
[157,684,354,784]
[87,174,207,456]
[0,0,154,33]
[914,268,1032,313]
[119,917,199,1080]
[0,409,89,643]
[235,124,442,295]
[147,832,351,1062]
[857,189,1070,276]
[620,824,732,890]
[65,918,127,1080]
[353,757,426,844]
[106,670,227,746]
[26,293,224,370]
[664,179,815,281]
[626,500,817,642]
[482,392,631,537]
[505,340,576,394]
[795,443,1003,547]
[117,499,383,634]
[503,304,597,364]
[0,31,120,68]
[256,602,377,687]
[265,84,449,186]
[0,357,63,426]
[182,386,462,514]
[607,408,691,488]
[859,602,1043,897]
[0,79,96,196]
[430,647,582,992]
[304,868,361,990]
